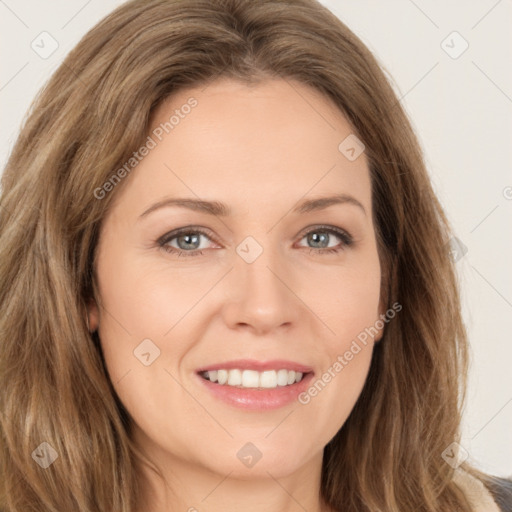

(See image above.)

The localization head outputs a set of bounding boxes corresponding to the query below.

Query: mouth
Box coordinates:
[194,359,314,410]
[195,359,313,389]
[198,368,310,389]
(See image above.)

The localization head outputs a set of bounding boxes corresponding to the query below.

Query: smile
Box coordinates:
[200,368,305,389]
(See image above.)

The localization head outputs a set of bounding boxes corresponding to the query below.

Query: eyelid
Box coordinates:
[296,224,352,242]
[157,223,354,259]
[157,226,221,247]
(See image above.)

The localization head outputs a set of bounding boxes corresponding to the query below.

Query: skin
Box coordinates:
[88,77,385,512]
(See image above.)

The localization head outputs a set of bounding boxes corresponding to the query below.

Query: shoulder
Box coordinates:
[453,468,512,512]
[483,475,512,512]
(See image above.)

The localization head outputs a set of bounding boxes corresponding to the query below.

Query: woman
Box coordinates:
[0,0,510,510]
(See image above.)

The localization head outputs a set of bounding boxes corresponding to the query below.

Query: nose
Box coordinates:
[221,243,302,335]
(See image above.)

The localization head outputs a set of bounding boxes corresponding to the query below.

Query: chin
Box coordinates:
[198,436,319,479]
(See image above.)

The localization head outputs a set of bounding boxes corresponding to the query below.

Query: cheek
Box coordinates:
[296,251,381,418]
[93,254,202,453]
[93,251,216,413]
[95,249,206,340]
[304,254,382,349]
[297,275,379,446]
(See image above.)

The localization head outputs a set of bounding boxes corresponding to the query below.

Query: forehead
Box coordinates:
[109,77,372,220]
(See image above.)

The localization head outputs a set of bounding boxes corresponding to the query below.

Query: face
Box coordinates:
[88,77,384,483]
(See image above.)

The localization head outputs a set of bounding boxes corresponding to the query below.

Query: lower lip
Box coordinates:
[196,372,315,410]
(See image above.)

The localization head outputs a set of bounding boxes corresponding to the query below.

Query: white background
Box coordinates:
[1,0,511,478]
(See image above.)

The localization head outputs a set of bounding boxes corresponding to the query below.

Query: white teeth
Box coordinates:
[242,370,259,387]
[260,370,277,388]
[276,369,289,386]
[227,369,242,386]
[202,368,306,388]
[217,369,228,385]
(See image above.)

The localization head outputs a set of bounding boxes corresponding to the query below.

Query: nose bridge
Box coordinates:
[223,234,299,332]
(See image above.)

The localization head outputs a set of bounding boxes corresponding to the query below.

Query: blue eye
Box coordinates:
[297,225,353,254]
[157,225,353,258]
[158,227,214,257]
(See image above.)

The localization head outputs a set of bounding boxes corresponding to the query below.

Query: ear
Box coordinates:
[86,298,100,332]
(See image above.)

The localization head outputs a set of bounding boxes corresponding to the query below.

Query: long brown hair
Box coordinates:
[0,0,492,510]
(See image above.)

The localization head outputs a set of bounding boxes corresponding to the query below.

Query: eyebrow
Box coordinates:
[138,193,366,219]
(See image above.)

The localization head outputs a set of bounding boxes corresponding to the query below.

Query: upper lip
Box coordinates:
[196,359,314,373]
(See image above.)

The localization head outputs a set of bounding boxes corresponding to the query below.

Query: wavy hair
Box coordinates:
[0,0,494,510]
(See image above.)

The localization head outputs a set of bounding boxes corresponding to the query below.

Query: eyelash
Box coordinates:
[157,225,353,258]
